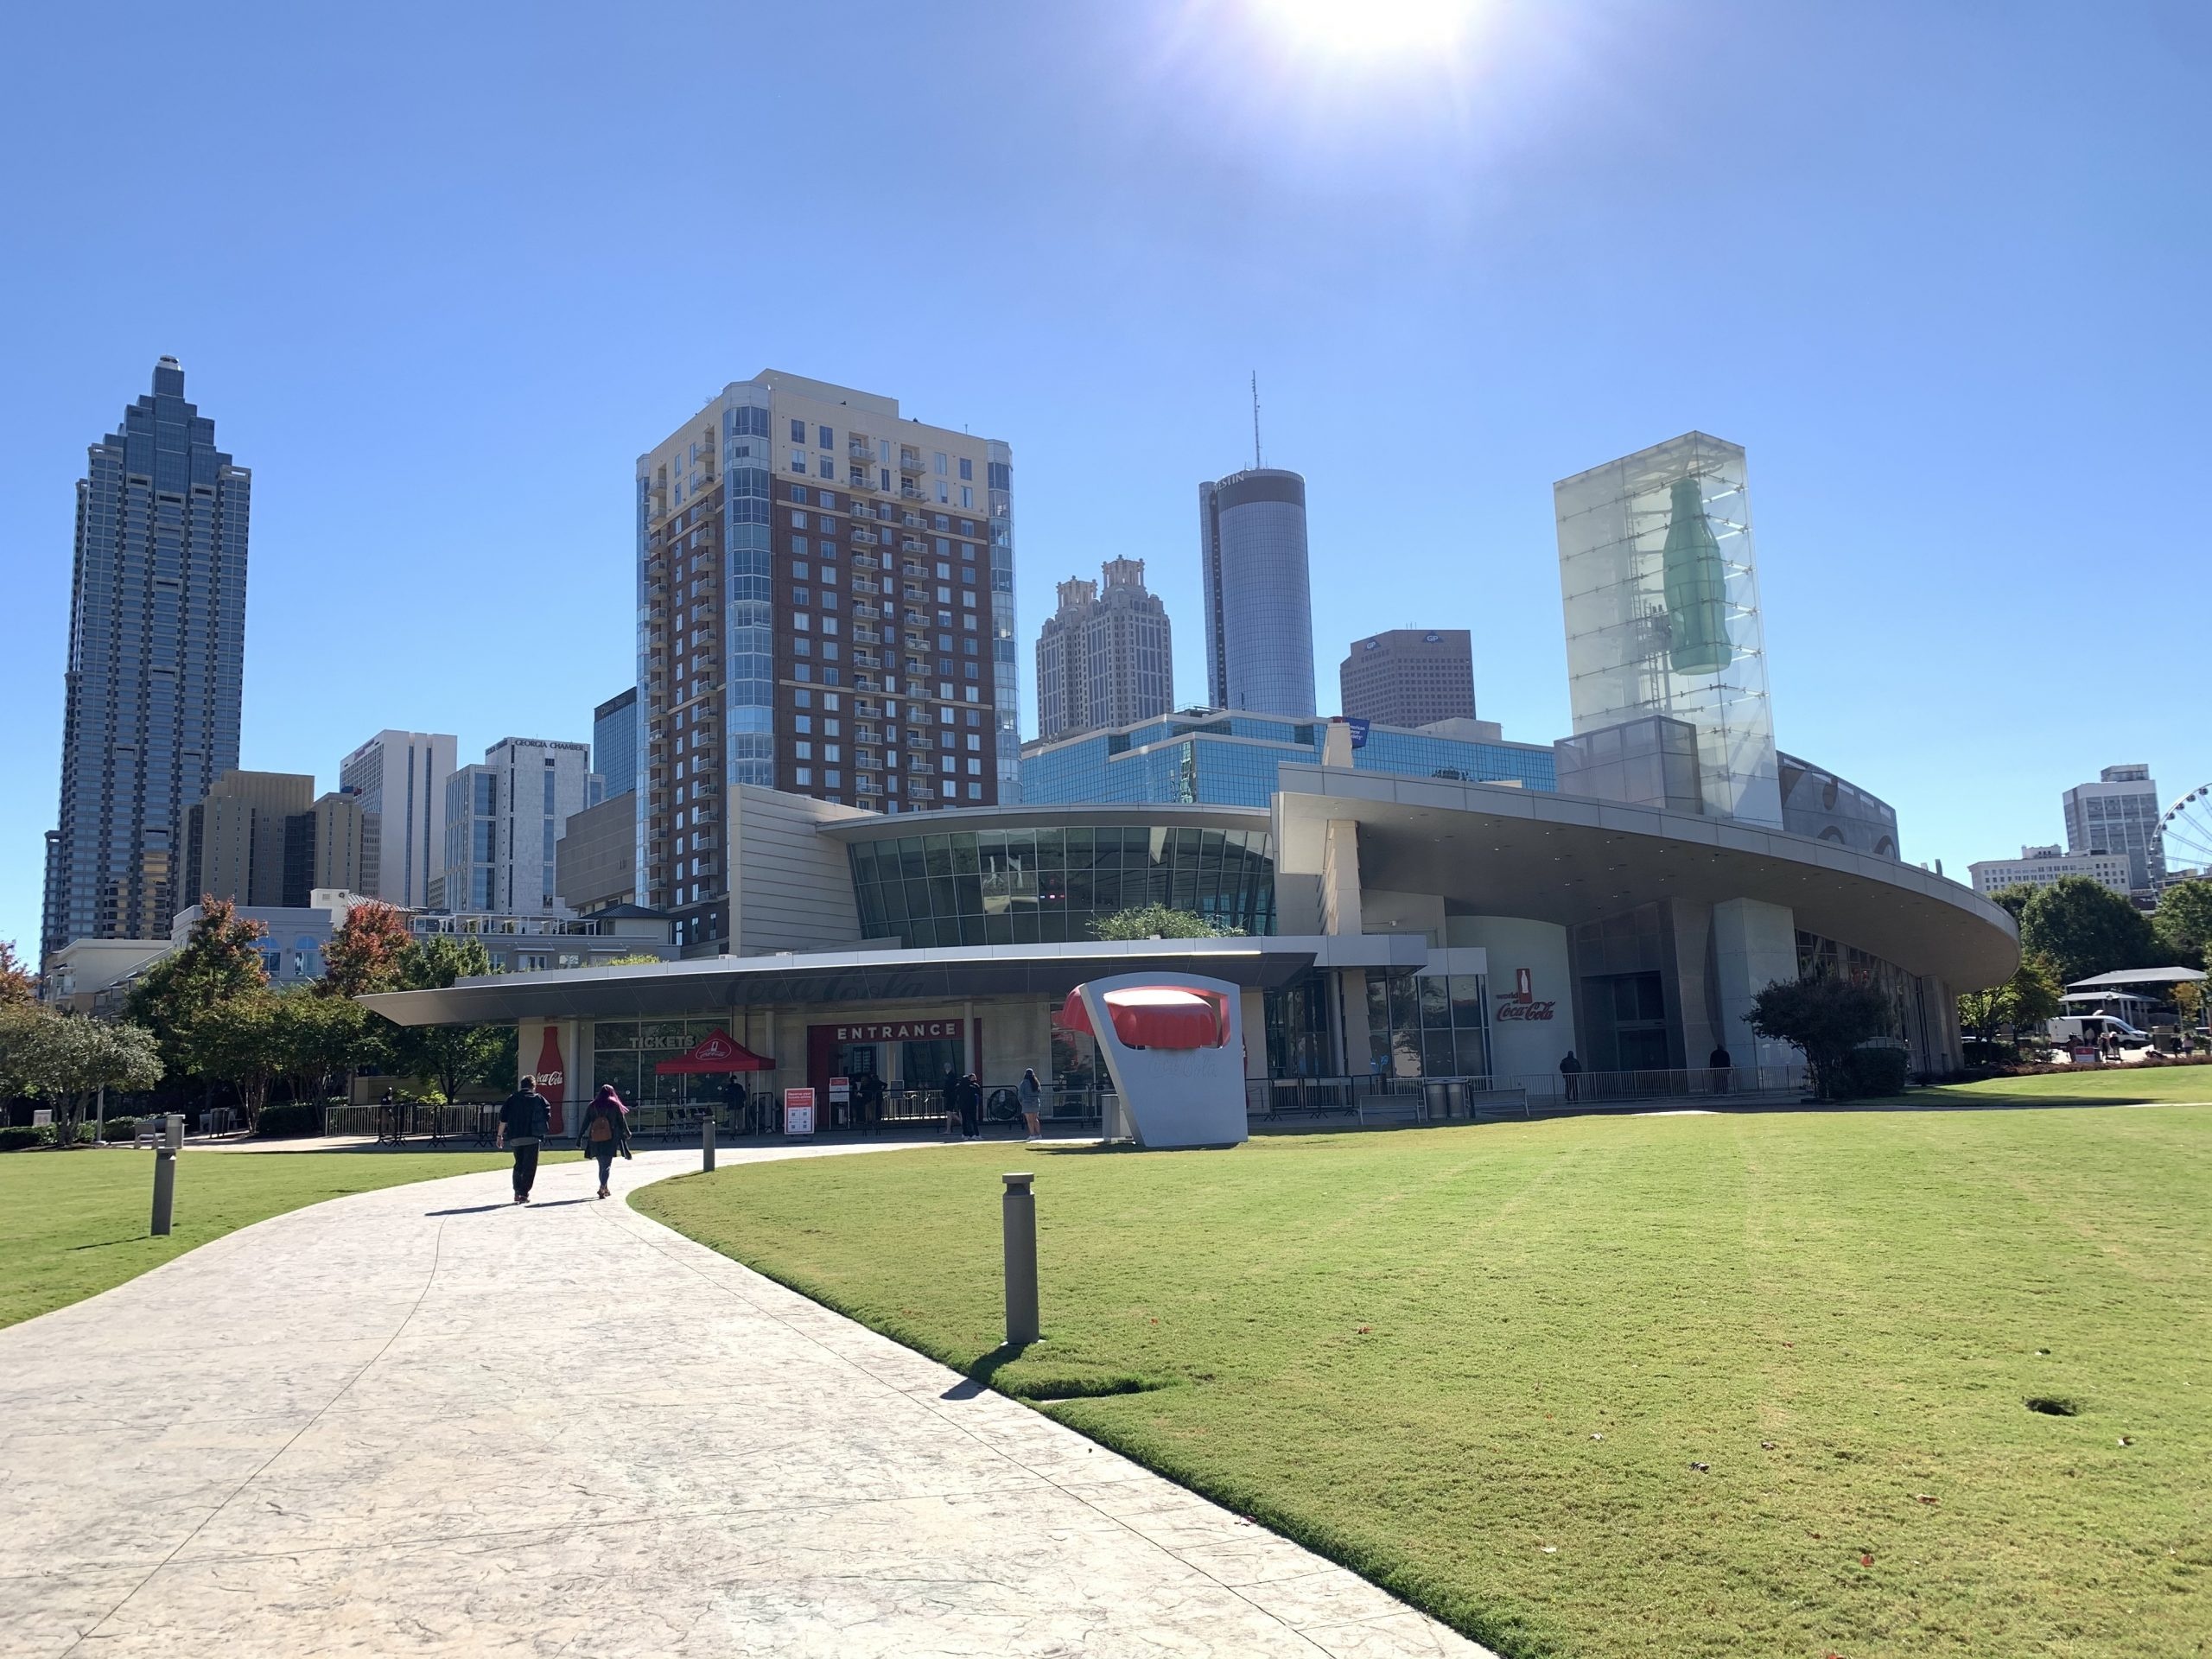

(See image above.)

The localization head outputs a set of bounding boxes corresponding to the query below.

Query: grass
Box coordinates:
[637,1075,2212,1659]
[0,1146,575,1330]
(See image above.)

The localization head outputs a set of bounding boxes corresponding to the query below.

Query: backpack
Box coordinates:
[588,1109,613,1143]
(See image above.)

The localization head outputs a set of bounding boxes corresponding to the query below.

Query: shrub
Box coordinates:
[1837,1046,1910,1099]
[253,1101,324,1139]
[0,1123,53,1152]
[99,1116,143,1142]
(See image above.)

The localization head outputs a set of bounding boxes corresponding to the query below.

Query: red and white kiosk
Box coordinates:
[1056,972,1248,1149]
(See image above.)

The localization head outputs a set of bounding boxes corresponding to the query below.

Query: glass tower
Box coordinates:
[1554,433,1781,827]
[1199,468,1315,716]
[41,359,250,957]
[592,688,639,800]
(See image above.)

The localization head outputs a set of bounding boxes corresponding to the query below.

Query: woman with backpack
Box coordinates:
[576,1084,633,1199]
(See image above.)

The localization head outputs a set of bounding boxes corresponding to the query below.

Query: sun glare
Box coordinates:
[1249,0,1481,57]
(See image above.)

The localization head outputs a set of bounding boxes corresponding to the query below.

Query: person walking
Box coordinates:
[1018,1067,1043,1141]
[575,1084,633,1198]
[497,1074,552,1205]
[958,1071,983,1140]
[1558,1050,1583,1103]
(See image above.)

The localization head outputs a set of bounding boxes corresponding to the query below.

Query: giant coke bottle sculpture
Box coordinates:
[1659,474,1732,676]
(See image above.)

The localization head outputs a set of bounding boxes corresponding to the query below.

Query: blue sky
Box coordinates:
[3,1,2207,954]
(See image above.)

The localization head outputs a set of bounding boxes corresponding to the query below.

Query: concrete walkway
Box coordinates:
[0,1145,1490,1657]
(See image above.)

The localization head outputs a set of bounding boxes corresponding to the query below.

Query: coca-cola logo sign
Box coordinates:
[1497,967,1556,1021]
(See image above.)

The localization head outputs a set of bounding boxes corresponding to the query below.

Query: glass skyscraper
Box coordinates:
[1199,467,1315,716]
[593,687,639,800]
[41,359,250,957]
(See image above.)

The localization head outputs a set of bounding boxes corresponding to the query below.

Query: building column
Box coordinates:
[1321,820,1362,938]
[1711,898,1799,1071]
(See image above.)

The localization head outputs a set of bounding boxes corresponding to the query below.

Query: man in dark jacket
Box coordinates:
[941,1065,961,1139]
[958,1072,983,1140]
[497,1075,552,1204]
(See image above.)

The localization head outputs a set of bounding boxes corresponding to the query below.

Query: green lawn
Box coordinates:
[638,1079,2212,1659]
[0,1147,575,1330]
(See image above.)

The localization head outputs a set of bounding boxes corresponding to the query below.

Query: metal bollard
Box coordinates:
[149,1114,182,1236]
[701,1114,716,1173]
[1002,1172,1039,1346]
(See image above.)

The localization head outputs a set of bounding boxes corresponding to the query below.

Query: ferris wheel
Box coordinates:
[2161,784,2212,878]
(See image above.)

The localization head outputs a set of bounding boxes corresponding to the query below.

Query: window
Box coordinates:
[966,733,982,751]
[790,449,807,473]
[795,766,812,785]
[968,783,984,800]
[791,418,807,443]
[958,457,973,481]
[794,714,812,733]
[791,511,809,528]
[792,586,810,607]
[937,482,949,503]
[933,451,948,475]
[825,745,842,763]
[791,559,809,576]
[959,519,976,536]
[960,486,974,508]
[791,486,810,504]
[818,457,834,478]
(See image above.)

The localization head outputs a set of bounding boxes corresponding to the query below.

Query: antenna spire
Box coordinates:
[1251,372,1262,470]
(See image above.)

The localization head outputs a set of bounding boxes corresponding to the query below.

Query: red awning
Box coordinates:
[1056,985,1230,1052]
[654,1028,776,1074]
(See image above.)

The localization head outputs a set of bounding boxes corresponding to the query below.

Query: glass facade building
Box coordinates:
[1021,712,1556,808]
[1554,433,1783,827]
[1199,468,1314,716]
[849,822,1276,947]
[42,359,250,957]
[593,688,639,800]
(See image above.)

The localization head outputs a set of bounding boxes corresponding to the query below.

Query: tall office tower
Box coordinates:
[1198,467,1314,716]
[1034,557,1174,743]
[593,688,639,799]
[1554,432,1783,827]
[2063,764,2164,891]
[636,371,1016,953]
[1339,629,1476,728]
[440,738,597,917]
[41,359,250,958]
[339,730,457,909]
[281,791,379,906]
[181,771,314,910]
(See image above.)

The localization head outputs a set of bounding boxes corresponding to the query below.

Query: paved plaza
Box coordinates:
[0,1144,1489,1657]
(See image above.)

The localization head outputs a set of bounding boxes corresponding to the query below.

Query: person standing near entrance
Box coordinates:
[958,1071,983,1140]
[497,1074,552,1204]
[1707,1044,1732,1096]
[723,1074,749,1137]
[1018,1068,1043,1141]
[1558,1050,1583,1103]
[576,1084,632,1198]
[941,1065,962,1141]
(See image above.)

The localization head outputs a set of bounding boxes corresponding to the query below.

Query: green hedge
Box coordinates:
[253,1102,325,1139]
[0,1124,51,1152]
[99,1116,143,1142]
[1837,1046,1910,1099]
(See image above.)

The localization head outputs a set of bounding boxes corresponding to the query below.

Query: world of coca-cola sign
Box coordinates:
[1496,966,1557,1022]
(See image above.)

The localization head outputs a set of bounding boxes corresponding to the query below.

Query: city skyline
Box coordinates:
[2,3,2206,959]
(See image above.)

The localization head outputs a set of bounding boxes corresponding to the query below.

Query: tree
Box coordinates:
[0,941,35,1007]
[598,953,664,967]
[1089,905,1244,942]
[1985,885,2035,926]
[2017,876,2159,986]
[321,900,414,997]
[1957,953,2064,1043]
[0,1007,163,1141]
[379,937,510,1105]
[2153,879,2212,970]
[271,988,371,1102]
[1745,975,1896,1100]
[179,991,283,1128]
[2171,979,2207,1041]
[124,897,268,1077]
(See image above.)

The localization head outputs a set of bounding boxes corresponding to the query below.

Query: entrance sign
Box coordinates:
[831,1020,962,1042]
[783,1087,817,1136]
[829,1077,851,1106]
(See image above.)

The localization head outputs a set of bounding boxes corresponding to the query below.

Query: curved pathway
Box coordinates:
[0,1145,1489,1657]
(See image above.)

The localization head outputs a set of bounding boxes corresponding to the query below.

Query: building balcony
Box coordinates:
[900,537,926,555]
[849,440,875,463]
[899,484,924,501]
[898,451,925,474]
[850,528,879,547]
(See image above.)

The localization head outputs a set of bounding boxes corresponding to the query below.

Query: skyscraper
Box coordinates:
[593,688,639,800]
[1553,432,1782,828]
[1035,557,1174,742]
[636,371,1015,952]
[1338,629,1476,729]
[181,771,313,909]
[340,730,457,909]
[2063,764,2164,892]
[1198,467,1314,716]
[41,359,250,958]
[440,738,598,918]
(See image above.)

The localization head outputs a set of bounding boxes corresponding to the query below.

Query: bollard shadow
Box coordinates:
[944,1340,1035,1398]
[423,1203,512,1217]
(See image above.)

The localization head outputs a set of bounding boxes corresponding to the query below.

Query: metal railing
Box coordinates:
[1244,1065,1809,1127]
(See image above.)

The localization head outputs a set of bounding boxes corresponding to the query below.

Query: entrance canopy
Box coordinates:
[653,1028,774,1074]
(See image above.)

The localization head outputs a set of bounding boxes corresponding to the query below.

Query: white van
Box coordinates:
[2045,1014,2152,1048]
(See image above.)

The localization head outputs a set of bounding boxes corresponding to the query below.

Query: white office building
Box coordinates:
[441,738,599,918]
[1968,844,2133,899]
[2062,764,2164,893]
[340,731,457,910]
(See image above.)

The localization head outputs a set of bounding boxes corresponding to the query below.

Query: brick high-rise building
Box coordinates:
[1338,629,1477,728]
[635,372,1015,954]
[41,359,249,957]
[1035,557,1173,742]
